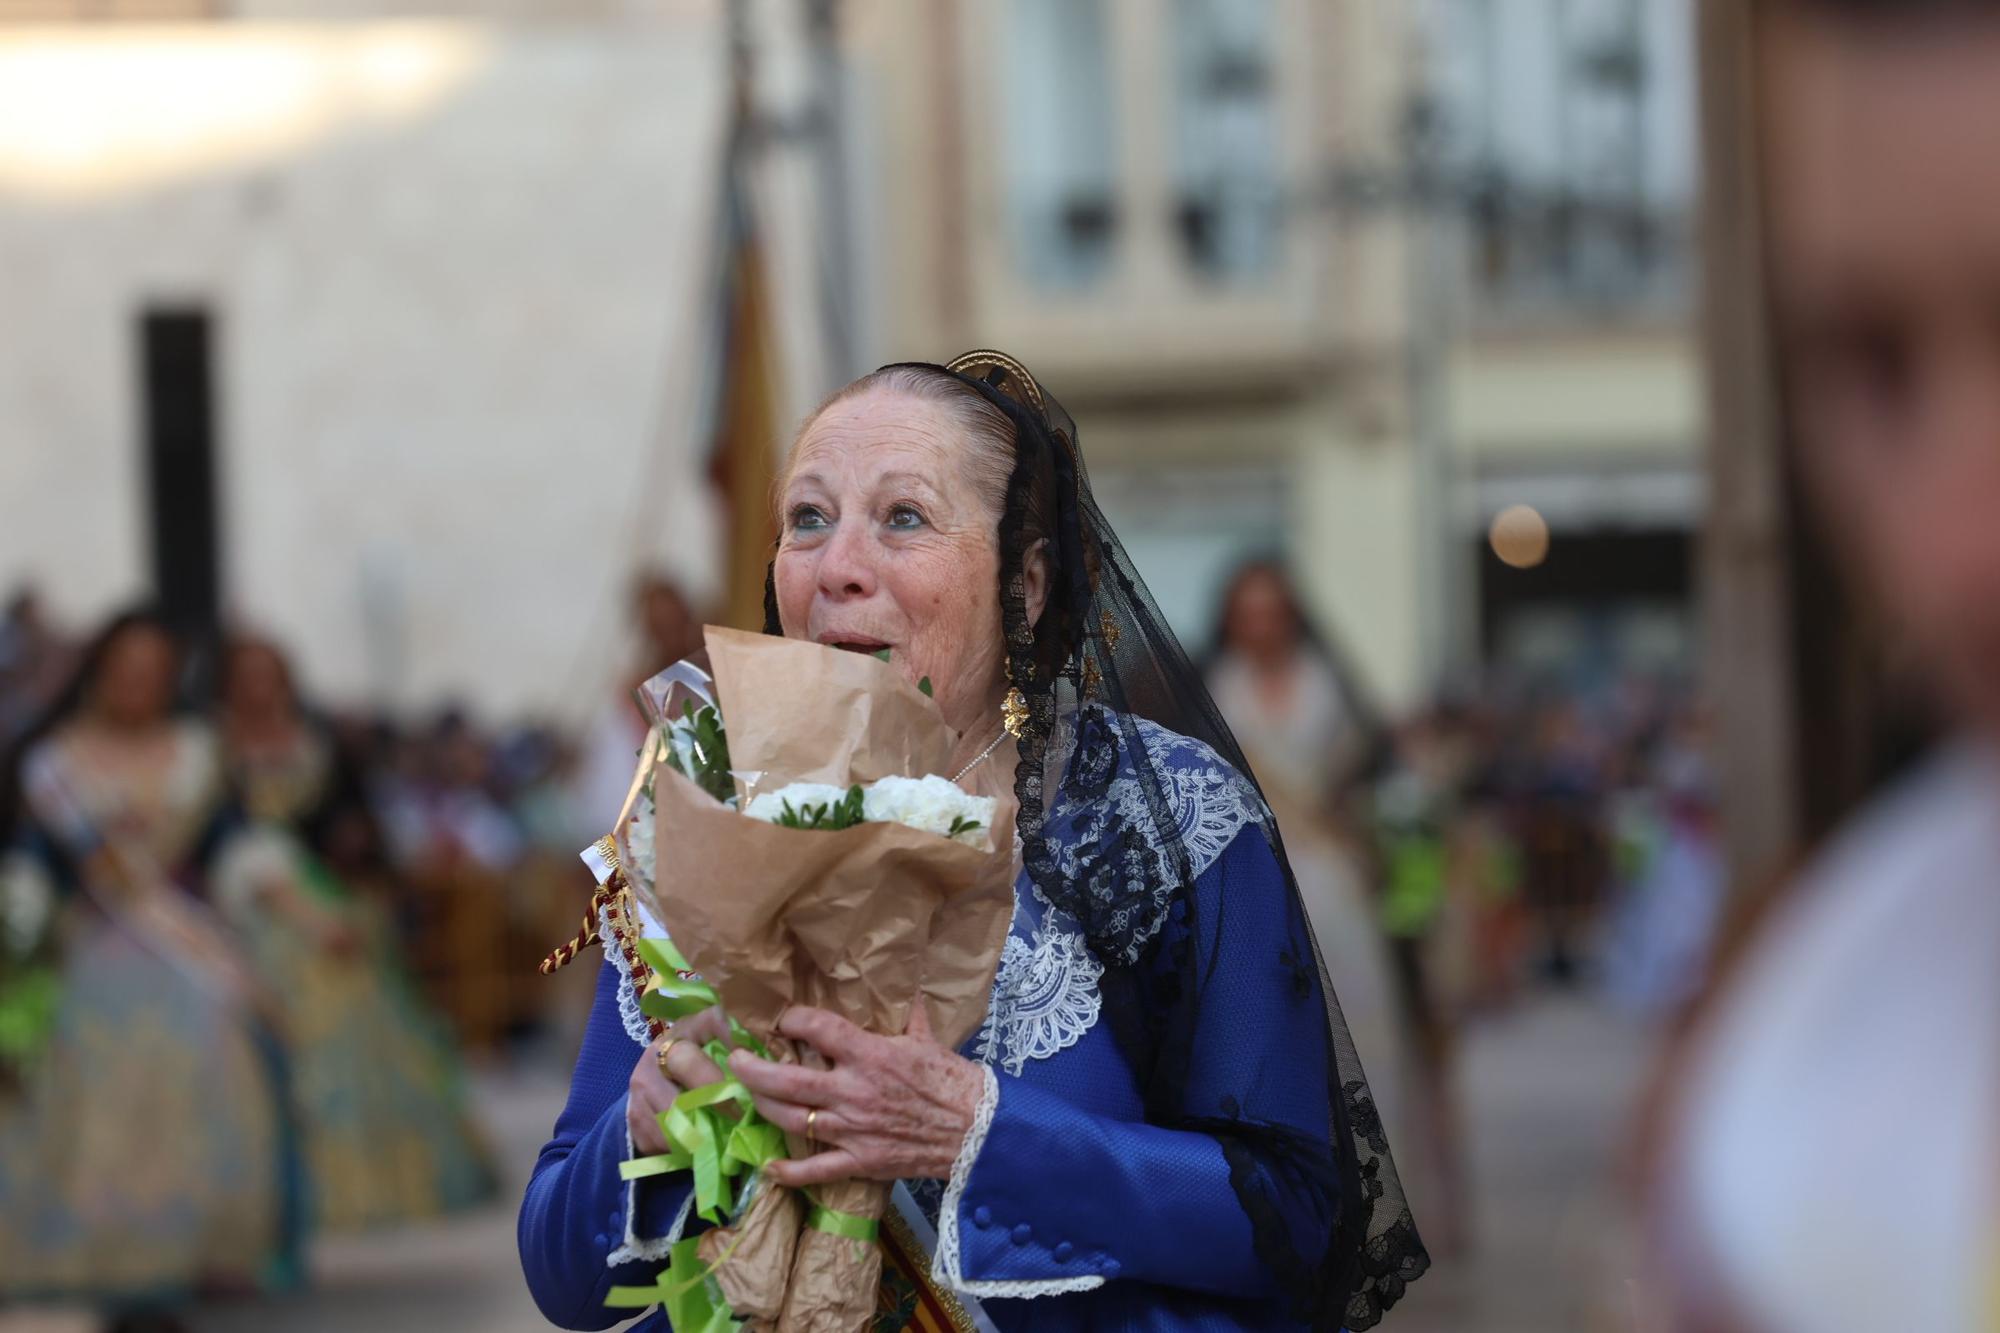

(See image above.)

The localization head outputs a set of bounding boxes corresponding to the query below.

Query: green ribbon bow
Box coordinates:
[634,937,769,1058]
[607,937,878,1320]
[619,938,783,1224]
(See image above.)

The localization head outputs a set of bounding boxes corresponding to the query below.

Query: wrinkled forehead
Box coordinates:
[783,388,981,495]
[1764,10,2000,311]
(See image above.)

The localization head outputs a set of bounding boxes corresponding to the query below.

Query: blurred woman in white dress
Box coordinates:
[1203,559,1411,1178]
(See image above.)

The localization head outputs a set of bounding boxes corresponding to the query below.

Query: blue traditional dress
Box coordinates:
[519,719,1344,1330]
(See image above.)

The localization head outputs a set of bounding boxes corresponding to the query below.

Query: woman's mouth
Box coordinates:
[819,635,891,655]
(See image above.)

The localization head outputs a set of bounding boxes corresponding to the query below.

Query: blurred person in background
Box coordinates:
[500,723,586,855]
[1516,698,1610,986]
[0,585,76,745]
[1202,557,1418,1233]
[1660,1,2000,1328]
[215,634,495,1233]
[572,572,705,843]
[0,608,302,1330]
[1367,706,1482,1256]
[1602,703,1723,1022]
[377,707,526,879]
[1204,557,1364,803]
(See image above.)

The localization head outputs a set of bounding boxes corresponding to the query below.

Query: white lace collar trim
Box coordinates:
[975,714,1264,1076]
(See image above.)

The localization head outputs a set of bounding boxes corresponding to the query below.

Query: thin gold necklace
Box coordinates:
[951,725,1009,784]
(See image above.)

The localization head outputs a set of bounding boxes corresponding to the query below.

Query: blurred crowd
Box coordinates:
[1,555,1725,1310]
[0,575,718,1329]
[1202,558,1722,1262]
[0,575,720,1062]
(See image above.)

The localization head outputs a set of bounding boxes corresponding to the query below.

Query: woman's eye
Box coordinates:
[886,504,925,530]
[789,504,829,532]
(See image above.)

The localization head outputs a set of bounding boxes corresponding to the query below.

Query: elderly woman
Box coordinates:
[519,352,1428,1330]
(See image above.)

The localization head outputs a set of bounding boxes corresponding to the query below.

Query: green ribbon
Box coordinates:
[633,937,769,1058]
[807,1204,879,1243]
[620,1038,785,1224]
[605,1236,742,1330]
[611,935,861,1325]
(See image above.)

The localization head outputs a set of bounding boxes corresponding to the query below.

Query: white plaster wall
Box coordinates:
[0,17,741,720]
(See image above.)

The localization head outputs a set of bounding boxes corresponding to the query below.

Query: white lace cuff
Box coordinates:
[930,1064,1106,1300]
[606,1120,691,1267]
[597,901,653,1047]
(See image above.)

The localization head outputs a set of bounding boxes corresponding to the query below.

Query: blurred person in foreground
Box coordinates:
[0,608,302,1328]
[1660,2,2000,1328]
[215,634,495,1232]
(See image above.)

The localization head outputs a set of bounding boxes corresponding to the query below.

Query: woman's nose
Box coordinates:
[816,521,878,600]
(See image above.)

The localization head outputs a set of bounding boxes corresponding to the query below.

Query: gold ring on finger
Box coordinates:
[656,1036,684,1076]
[805,1107,820,1153]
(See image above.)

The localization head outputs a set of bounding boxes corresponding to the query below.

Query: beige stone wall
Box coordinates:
[1449,330,1703,461]
[0,16,738,718]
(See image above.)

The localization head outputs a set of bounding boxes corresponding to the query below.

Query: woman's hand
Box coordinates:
[728,1002,983,1187]
[627,1005,731,1155]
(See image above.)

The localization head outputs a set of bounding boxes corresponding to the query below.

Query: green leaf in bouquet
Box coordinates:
[663,700,735,805]
[946,815,985,841]
[773,784,866,832]
[918,676,933,697]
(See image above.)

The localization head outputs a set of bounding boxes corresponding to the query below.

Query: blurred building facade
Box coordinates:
[1430,0,1704,696]
[0,0,1704,718]
[844,0,1703,710]
[845,0,1430,705]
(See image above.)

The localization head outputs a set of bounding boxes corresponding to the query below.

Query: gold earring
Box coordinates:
[1002,687,1030,739]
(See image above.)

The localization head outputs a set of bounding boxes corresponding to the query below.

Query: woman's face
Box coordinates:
[1225,567,1299,664]
[224,643,293,719]
[92,625,177,729]
[774,388,1013,736]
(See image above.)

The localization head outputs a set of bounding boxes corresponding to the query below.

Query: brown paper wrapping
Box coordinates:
[706,627,955,793]
[780,1179,889,1332]
[699,1178,803,1320]
[642,628,1019,1332]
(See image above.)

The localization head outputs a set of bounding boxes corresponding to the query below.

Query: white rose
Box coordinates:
[862,775,995,846]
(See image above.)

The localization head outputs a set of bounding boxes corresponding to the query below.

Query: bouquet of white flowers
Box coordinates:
[607,628,1016,1332]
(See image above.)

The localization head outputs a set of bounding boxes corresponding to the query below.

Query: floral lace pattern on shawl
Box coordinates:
[976,709,1265,1076]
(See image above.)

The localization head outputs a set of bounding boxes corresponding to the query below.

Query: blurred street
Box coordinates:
[1393,992,1653,1333]
[185,1061,574,1333]
[0,989,1652,1333]
[1,1060,571,1333]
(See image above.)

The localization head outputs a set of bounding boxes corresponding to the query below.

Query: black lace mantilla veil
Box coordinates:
[765,349,1429,1328]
